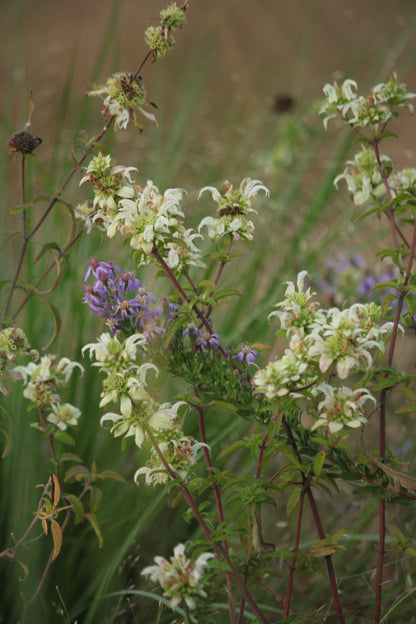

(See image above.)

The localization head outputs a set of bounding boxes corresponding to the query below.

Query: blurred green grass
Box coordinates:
[1,1,416,622]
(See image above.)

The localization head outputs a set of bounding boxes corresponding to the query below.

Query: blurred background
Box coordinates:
[1,1,416,622]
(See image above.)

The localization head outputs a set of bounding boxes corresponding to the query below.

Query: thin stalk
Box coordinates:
[283,484,307,617]
[374,219,416,623]
[3,117,113,324]
[12,226,85,321]
[3,154,28,321]
[194,391,235,624]
[145,426,269,624]
[282,417,345,623]
[151,247,230,359]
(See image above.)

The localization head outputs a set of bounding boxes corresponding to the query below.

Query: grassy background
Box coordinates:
[1,1,416,622]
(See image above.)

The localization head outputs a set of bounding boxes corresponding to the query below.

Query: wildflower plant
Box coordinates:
[2,4,416,624]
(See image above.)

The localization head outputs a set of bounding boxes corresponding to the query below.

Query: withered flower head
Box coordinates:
[7,130,42,155]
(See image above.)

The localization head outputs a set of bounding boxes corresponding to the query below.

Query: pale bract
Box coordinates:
[141,543,214,611]
[311,384,375,434]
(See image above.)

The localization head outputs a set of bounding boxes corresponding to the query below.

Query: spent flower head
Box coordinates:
[13,355,83,406]
[87,72,157,131]
[141,542,214,611]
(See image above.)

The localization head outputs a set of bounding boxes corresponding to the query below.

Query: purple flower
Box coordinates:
[235,343,258,366]
[84,260,156,334]
[196,329,221,350]
[182,325,200,340]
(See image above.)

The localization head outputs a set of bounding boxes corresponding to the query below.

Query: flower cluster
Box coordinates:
[135,432,208,486]
[78,152,137,231]
[311,384,375,434]
[83,258,166,337]
[87,72,157,131]
[13,355,83,429]
[320,74,416,130]
[141,543,214,611]
[0,326,34,395]
[254,272,393,434]
[198,178,269,242]
[82,332,188,448]
[144,3,187,60]
[334,145,391,205]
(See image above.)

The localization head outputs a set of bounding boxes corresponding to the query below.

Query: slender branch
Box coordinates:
[0,481,49,561]
[3,118,113,324]
[194,389,235,624]
[21,510,72,624]
[151,247,230,360]
[374,219,416,623]
[145,426,269,624]
[283,483,307,617]
[282,416,345,623]
[263,583,301,620]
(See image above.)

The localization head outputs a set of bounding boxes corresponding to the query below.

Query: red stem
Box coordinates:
[282,417,345,623]
[145,426,268,624]
[194,390,235,624]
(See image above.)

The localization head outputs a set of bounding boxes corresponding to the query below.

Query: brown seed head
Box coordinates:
[7,130,42,155]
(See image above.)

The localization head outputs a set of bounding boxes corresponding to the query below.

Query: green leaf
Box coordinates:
[313,450,326,478]
[85,512,103,548]
[286,487,301,517]
[64,464,91,482]
[89,485,103,512]
[95,470,126,483]
[66,494,85,523]
[55,430,75,447]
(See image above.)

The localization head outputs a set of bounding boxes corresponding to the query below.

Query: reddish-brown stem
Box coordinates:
[263,583,301,620]
[151,247,230,359]
[145,426,268,623]
[374,219,416,622]
[281,417,345,623]
[283,483,307,617]
[133,50,153,79]
[21,510,72,624]
[194,390,235,624]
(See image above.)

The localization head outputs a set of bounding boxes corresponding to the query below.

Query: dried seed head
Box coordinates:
[7,130,42,155]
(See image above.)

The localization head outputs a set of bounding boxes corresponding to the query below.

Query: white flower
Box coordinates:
[311,384,375,434]
[254,352,308,399]
[135,436,209,486]
[198,216,225,239]
[47,403,81,430]
[82,332,147,372]
[141,543,214,611]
